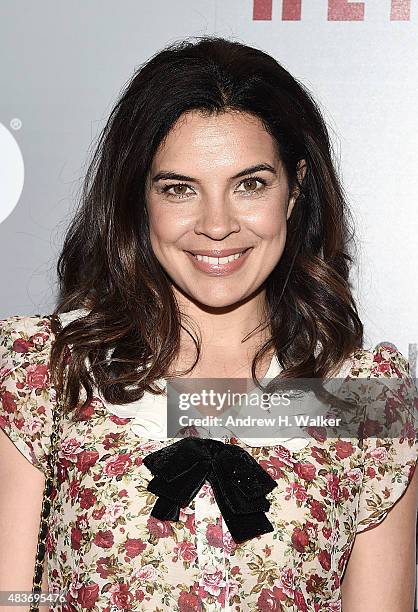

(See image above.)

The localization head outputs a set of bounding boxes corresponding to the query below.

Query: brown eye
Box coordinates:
[172,185,188,195]
[243,179,258,191]
[236,177,266,194]
[161,183,194,199]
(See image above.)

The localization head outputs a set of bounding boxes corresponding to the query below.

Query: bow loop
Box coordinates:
[143,436,214,482]
[142,437,278,543]
[214,444,278,499]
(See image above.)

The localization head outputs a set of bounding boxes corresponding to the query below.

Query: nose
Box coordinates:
[193,194,241,240]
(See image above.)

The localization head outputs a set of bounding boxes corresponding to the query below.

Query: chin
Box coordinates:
[188,290,253,310]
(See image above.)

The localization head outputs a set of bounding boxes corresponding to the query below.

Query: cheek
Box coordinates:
[245,202,287,241]
[147,205,188,246]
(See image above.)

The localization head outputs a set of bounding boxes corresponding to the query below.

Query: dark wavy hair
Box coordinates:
[50,35,363,414]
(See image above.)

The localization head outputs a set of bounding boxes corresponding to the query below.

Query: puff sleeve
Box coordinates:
[356,343,418,534]
[0,314,56,475]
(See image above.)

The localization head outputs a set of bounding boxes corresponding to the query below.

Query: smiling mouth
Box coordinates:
[186,248,251,264]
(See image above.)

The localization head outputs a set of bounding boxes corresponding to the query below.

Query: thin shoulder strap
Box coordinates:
[30,316,64,612]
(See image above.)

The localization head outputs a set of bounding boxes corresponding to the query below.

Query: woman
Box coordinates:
[0,36,417,611]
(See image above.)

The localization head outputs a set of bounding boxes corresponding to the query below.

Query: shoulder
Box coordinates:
[344,342,416,439]
[0,307,90,356]
[0,307,91,391]
[0,313,55,360]
[344,342,415,422]
[345,342,411,380]
[0,309,86,474]
[347,343,418,533]
[0,313,57,473]
[0,314,58,389]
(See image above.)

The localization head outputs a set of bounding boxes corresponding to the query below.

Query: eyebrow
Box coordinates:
[151,163,277,183]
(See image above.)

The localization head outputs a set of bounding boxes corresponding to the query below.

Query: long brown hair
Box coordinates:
[50,35,363,414]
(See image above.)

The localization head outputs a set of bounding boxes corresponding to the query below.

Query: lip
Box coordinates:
[185,247,250,257]
[185,247,253,276]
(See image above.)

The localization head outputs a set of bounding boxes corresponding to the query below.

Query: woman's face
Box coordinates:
[146,110,303,309]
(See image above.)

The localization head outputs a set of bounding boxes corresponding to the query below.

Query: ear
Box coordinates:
[287,159,307,221]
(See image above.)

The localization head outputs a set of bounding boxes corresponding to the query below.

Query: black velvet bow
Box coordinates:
[142,437,278,543]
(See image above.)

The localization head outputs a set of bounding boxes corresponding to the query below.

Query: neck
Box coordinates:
[170,285,273,377]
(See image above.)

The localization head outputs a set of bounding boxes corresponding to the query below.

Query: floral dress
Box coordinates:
[0,309,417,612]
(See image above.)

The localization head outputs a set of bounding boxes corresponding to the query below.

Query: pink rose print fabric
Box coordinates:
[0,312,417,611]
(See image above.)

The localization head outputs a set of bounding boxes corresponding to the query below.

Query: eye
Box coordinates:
[161,183,195,199]
[235,177,267,194]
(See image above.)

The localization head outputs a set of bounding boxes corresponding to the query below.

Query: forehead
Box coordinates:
[150,110,279,170]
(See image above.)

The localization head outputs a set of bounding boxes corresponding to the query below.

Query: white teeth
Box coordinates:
[193,251,246,264]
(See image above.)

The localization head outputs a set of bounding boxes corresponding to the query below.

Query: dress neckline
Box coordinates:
[56,309,350,451]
